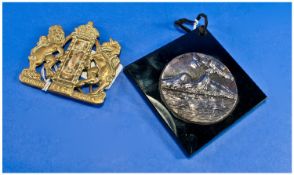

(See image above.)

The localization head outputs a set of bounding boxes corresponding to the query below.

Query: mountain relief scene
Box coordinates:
[159,52,238,124]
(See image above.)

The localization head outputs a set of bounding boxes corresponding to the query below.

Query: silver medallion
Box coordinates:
[159,52,238,125]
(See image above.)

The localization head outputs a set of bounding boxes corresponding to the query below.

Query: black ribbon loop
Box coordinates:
[174,13,208,35]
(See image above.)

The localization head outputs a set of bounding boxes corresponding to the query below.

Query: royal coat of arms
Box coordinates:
[19,22,122,104]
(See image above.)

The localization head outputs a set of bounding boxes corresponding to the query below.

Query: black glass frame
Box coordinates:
[124,28,266,156]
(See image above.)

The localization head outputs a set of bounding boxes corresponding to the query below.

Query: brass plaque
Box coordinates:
[19,22,121,104]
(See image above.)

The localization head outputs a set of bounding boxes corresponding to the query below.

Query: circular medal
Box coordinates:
[159,52,238,125]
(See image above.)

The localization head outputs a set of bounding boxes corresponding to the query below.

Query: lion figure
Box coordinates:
[28,25,65,78]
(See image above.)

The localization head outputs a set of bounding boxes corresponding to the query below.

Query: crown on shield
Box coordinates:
[73,21,99,41]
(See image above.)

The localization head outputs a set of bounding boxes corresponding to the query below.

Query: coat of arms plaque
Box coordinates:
[19,22,122,104]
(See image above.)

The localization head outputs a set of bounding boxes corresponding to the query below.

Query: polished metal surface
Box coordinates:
[159,52,238,125]
[19,22,121,104]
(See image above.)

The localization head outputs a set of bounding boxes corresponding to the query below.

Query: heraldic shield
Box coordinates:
[19,22,122,104]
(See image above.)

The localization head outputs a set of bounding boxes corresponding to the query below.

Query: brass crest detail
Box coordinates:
[19,22,121,104]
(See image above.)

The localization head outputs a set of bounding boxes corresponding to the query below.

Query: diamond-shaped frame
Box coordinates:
[124,28,266,156]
